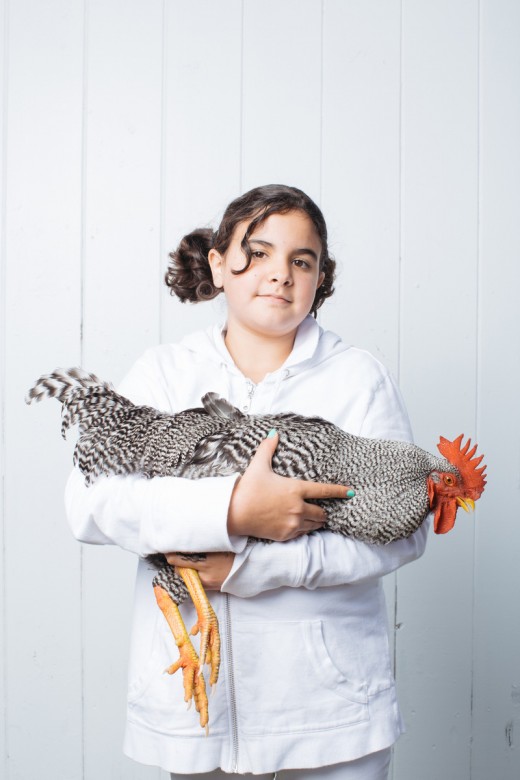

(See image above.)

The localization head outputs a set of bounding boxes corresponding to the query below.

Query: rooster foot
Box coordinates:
[177,567,221,689]
[153,584,209,731]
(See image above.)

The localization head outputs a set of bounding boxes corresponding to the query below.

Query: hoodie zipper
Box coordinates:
[242,380,256,413]
[225,594,239,772]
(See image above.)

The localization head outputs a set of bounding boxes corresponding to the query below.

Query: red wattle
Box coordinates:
[433,501,457,534]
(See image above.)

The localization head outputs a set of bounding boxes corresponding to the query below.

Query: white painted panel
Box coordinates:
[241,0,322,198]
[473,1,520,777]
[395,1,479,777]
[161,0,242,344]
[82,0,164,777]
[3,1,84,778]
[0,0,7,774]
[83,0,164,377]
[320,0,402,372]
[320,7,402,759]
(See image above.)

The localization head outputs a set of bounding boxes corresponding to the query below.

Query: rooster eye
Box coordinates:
[443,474,456,486]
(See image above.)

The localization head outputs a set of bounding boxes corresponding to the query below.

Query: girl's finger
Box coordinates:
[304,519,326,531]
[250,430,279,469]
[302,503,327,523]
[165,553,204,568]
[300,481,355,501]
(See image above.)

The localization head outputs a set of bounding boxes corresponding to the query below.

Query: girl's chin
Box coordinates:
[244,317,302,339]
[228,305,310,337]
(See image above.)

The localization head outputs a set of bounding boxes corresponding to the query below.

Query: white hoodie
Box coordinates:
[65,316,428,775]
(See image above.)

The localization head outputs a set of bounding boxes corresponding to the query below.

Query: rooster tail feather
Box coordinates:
[26,367,113,406]
[26,367,133,446]
[27,366,213,485]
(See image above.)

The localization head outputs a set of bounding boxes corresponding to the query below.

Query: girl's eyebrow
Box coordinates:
[249,239,318,262]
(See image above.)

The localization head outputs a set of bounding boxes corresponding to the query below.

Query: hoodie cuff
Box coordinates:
[146,473,249,554]
[221,539,304,597]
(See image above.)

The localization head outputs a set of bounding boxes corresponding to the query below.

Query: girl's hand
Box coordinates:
[227,431,353,542]
[165,551,235,591]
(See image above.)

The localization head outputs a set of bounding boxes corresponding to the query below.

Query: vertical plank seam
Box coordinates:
[397,0,403,390]
[159,0,167,345]
[391,1,405,771]
[1,2,9,775]
[80,0,89,775]
[470,2,482,777]
[319,0,324,206]
[239,0,245,192]
[393,0,405,705]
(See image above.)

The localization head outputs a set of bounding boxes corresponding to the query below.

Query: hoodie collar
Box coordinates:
[212,315,321,378]
[179,314,349,381]
[283,315,321,368]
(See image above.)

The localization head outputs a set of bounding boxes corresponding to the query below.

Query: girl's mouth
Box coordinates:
[257,294,291,304]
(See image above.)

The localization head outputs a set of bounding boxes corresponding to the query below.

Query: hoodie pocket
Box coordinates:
[127,613,164,706]
[233,619,369,736]
[126,612,228,736]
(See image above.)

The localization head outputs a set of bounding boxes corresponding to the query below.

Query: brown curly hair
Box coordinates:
[165,184,336,316]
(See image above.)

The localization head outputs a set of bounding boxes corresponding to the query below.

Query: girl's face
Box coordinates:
[208,210,324,340]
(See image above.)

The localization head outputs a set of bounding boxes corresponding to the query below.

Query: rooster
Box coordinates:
[27,367,487,730]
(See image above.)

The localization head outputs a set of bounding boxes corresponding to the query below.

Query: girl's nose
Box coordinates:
[269,259,292,285]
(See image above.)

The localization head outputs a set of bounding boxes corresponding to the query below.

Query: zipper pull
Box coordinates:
[242,380,255,413]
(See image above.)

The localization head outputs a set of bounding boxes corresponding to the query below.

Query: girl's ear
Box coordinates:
[317,271,325,289]
[208,248,224,289]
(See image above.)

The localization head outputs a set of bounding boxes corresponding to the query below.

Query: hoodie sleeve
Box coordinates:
[222,369,429,597]
[64,351,247,557]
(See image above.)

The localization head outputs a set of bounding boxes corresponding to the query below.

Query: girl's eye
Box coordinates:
[293,258,310,269]
[252,251,266,259]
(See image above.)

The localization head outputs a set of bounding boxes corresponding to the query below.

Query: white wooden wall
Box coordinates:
[1,1,519,778]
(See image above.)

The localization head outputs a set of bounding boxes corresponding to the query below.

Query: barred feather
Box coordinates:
[27,368,458,603]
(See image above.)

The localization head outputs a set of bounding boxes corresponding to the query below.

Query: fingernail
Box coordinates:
[346,489,356,499]
[267,428,277,438]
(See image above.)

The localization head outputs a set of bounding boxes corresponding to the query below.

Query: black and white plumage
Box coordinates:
[26,367,488,613]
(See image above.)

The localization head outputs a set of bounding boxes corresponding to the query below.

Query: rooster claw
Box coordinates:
[154,585,209,729]
[177,568,221,688]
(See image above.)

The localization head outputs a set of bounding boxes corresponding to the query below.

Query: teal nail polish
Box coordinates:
[267,428,277,438]
[346,489,356,499]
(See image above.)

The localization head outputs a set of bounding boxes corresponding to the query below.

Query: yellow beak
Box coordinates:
[456,497,475,513]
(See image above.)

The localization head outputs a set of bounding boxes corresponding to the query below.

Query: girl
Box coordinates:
[65,184,428,779]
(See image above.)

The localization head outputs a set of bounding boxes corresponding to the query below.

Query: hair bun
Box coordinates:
[165,228,222,303]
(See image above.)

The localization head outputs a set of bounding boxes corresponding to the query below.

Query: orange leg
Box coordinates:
[177,567,221,689]
[153,584,209,731]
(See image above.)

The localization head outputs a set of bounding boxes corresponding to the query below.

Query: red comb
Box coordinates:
[437,434,487,499]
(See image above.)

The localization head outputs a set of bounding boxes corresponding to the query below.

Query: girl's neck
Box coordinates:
[224,322,297,384]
